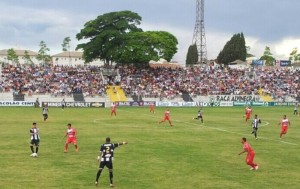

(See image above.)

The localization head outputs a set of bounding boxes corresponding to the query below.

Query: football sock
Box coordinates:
[109,172,113,184]
[36,147,39,153]
[30,146,34,153]
[96,169,103,182]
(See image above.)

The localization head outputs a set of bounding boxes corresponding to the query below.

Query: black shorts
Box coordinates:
[99,161,113,169]
[30,139,40,146]
[43,114,48,118]
[198,116,203,119]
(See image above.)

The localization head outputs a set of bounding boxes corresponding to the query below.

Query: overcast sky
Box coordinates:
[0,0,299,63]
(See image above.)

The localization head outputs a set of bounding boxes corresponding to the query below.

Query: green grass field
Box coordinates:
[0,106,299,189]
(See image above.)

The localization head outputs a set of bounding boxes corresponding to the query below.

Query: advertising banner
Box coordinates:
[279,60,291,67]
[210,95,259,102]
[43,102,105,108]
[219,101,233,107]
[0,101,35,106]
[156,101,197,107]
[252,60,264,66]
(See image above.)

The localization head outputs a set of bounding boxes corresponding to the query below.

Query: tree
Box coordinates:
[260,46,275,66]
[36,41,51,64]
[112,31,177,65]
[186,44,198,66]
[24,50,33,64]
[76,10,143,64]
[217,33,247,65]
[62,37,71,52]
[7,48,19,64]
[289,48,300,62]
[76,11,178,65]
[62,37,71,65]
[246,46,255,58]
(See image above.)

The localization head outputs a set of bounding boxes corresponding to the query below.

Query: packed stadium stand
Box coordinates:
[0,63,299,103]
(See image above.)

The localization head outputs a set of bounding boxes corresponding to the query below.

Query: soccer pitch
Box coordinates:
[0,106,299,189]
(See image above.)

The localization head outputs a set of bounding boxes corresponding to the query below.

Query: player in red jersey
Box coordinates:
[64,123,78,153]
[245,106,252,122]
[279,115,291,139]
[238,137,258,170]
[149,102,155,113]
[111,102,117,117]
[159,109,173,126]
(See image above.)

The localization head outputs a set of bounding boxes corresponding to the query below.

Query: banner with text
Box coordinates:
[0,101,35,106]
[43,102,105,108]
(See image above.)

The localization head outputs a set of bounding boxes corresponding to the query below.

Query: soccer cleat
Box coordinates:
[255,165,259,170]
[64,150,68,153]
[250,167,254,170]
[30,153,34,157]
[110,184,114,187]
[95,181,98,186]
[35,153,38,157]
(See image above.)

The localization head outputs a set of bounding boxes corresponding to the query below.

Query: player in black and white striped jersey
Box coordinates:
[30,122,40,157]
[251,114,261,139]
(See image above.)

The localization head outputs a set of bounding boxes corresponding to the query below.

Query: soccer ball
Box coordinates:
[32,153,37,157]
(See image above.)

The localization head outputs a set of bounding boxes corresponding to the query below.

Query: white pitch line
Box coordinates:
[100,109,298,146]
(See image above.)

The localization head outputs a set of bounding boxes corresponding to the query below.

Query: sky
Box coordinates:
[0,0,300,64]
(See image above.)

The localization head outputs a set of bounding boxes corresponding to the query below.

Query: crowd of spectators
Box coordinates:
[0,63,299,101]
[0,64,107,97]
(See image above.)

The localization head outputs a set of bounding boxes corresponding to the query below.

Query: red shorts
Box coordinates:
[246,114,251,119]
[66,138,77,144]
[281,126,288,134]
[246,152,255,164]
[163,117,170,121]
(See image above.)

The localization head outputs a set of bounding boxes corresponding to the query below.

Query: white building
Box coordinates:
[52,51,105,66]
[0,49,106,66]
[0,49,39,64]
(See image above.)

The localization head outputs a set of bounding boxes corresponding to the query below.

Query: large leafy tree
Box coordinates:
[260,46,275,66]
[36,41,51,64]
[186,44,198,66]
[76,11,142,64]
[7,48,19,64]
[76,10,178,65]
[217,33,247,65]
[113,31,177,65]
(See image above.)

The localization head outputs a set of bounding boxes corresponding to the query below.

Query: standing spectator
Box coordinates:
[238,137,259,170]
[30,122,40,157]
[95,137,127,187]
